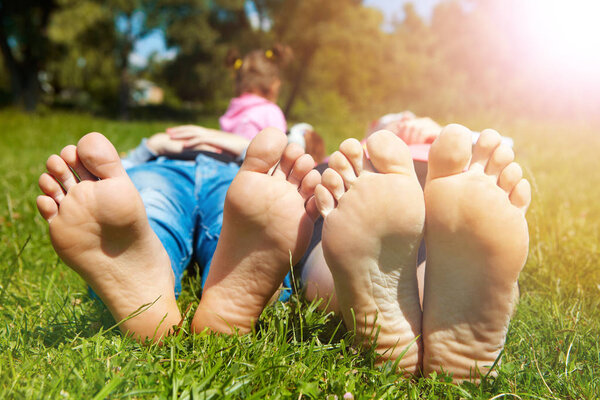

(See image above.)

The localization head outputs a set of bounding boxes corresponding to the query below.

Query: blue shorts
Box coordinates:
[125,153,292,301]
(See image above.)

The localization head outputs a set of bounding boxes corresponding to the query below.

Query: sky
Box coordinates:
[131,0,441,67]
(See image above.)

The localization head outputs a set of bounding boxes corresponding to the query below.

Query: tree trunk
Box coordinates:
[118,64,130,120]
[283,47,316,116]
[21,67,40,112]
[0,1,54,112]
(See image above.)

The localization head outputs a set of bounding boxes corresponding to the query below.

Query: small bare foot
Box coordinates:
[315,131,424,375]
[37,133,181,341]
[192,128,320,334]
[422,125,531,381]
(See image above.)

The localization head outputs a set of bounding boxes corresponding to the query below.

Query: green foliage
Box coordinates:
[0,109,599,397]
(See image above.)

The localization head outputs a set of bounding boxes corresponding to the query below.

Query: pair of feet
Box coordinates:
[315,125,530,380]
[37,125,530,382]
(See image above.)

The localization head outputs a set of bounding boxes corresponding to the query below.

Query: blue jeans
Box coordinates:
[125,154,292,301]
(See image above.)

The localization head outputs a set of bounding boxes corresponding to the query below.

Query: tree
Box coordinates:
[0,0,59,111]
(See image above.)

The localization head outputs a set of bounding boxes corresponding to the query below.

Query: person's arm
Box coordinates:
[167,125,250,156]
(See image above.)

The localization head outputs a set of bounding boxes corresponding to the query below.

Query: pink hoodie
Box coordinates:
[219,93,287,140]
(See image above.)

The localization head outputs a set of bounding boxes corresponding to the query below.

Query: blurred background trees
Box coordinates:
[1,0,598,122]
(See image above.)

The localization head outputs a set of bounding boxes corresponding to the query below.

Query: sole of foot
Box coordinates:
[422,124,531,381]
[192,127,320,334]
[37,132,181,341]
[315,130,424,375]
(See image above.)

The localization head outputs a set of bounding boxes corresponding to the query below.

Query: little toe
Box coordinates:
[60,145,96,181]
[77,132,128,179]
[328,151,358,188]
[365,130,415,175]
[315,184,335,217]
[510,179,531,211]
[36,195,59,222]
[427,124,472,180]
[498,162,523,193]
[338,138,366,176]
[288,153,316,187]
[321,168,346,201]
[39,173,65,204]
[273,143,305,180]
[469,129,501,173]
[240,127,288,174]
[46,154,78,191]
[485,145,515,179]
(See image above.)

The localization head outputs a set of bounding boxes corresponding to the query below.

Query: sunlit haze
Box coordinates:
[520,0,600,80]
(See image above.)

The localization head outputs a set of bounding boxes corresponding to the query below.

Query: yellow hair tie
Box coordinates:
[265,49,274,59]
[234,58,243,70]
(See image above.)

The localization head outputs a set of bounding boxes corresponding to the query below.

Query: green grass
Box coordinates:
[0,108,599,398]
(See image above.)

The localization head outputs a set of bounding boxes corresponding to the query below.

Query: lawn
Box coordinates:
[0,108,599,398]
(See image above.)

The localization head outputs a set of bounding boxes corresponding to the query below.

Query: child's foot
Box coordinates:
[315,131,424,375]
[422,125,531,381]
[192,128,320,334]
[37,133,181,341]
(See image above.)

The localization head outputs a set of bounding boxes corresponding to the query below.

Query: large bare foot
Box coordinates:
[192,128,320,334]
[37,133,181,341]
[315,131,424,375]
[422,125,531,381]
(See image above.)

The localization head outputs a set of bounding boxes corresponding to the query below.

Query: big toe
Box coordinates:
[240,127,288,173]
[366,130,415,175]
[77,132,127,179]
[427,124,472,181]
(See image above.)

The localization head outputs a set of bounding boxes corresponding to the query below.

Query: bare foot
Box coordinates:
[192,128,320,334]
[315,131,424,375]
[37,133,181,341]
[422,125,531,381]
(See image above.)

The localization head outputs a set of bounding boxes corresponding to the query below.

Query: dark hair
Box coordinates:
[226,44,293,97]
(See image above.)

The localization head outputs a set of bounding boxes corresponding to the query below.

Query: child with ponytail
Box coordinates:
[123,45,293,167]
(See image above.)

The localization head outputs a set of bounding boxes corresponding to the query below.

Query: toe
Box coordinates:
[299,169,322,222]
[426,124,472,180]
[76,132,128,179]
[39,173,65,204]
[299,169,321,202]
[315,184,335,217]
[46,154,78,191]
[273,143,305,180]
[321,168,345,201]
[469,129,501,173]
[36,195,59,222]
[60,144,96,181]
[366,130,415,175]
[510,179,531,211]
[328,151,359,188]
[498,162,523,194]
[339,138,366,176]
[240,127,288,174]
[486,145,515,178]
[288,153,316,187]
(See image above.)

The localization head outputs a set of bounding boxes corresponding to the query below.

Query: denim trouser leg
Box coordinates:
[127,159,197,297]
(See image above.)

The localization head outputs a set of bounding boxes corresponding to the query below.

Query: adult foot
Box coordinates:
[422,125,530,381]
[37,133,181,341]
[192,127,320,334]
[315,130,424,375]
